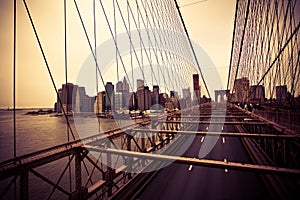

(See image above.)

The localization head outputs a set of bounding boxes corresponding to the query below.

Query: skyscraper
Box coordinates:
[56,89,63,113]
[151,85,160,107]
[193,74,201,104]
[56,83,75,113]
[182,88,191,107]
[116,81,123,92]
[74,86,95,113]
[94,91,106,114]
[105,82,114,111]
[137,79,144,90]
[128,92,138,110]
[123,77,129,92]
[114,92,123,111]
[137,86,151,111]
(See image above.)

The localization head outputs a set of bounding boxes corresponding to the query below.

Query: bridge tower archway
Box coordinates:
[215,90,230,103]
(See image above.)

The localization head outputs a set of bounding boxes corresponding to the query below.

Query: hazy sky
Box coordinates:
[0,0,235,108]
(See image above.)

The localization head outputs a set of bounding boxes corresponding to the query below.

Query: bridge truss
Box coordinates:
[2,0,300,199]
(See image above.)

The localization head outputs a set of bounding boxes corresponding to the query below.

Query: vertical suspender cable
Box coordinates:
[64,0,72,193]
[64,0,69,142]
[13,0,17,199]
[13,0,17,160]
[94,0,101,135]
[113,0,119,81]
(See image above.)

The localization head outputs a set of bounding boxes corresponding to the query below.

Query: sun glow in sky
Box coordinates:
[0,0,235,108]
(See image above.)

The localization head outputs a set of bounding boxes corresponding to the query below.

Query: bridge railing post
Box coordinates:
[70,148,87,200]
[141,131,145,152]
[20,171,29,200]
[126,134,133,179]
[105,141,115,197]
[105,167,115,197]
[75,151,82,193]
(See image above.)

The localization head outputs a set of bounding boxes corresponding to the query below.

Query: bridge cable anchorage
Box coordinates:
[22,0,75,140]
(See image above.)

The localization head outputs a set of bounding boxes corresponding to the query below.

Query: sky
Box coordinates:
[0,0,235,108]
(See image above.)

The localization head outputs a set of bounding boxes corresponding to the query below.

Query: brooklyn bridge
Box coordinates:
[0,0,299,199]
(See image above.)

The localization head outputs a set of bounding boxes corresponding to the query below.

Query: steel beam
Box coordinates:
[158,121,268,125]
[0,147,78,180]
[132,129,300,139]
[179,115,250,119]
[20,172,29,200]
[85,146,300,177]
[233,104,299,135]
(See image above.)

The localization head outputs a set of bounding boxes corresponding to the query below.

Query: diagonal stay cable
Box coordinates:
[96,0,136,92]
[135,0,176,91]
[247,20,300,100]
[231,0,251,95]
[174,0,211,98]
[125,1,168,88]
[73,0,123,108]
[227,1,239,90]
[22,0,75,140]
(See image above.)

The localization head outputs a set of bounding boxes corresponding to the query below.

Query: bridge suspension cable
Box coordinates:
[228,0,300,106]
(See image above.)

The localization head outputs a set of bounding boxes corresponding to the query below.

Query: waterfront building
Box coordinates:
[114,92,123,111]
[56,83,75,113]
[74,86,95,112]
[56,89,63,113]
[137,86,151,111]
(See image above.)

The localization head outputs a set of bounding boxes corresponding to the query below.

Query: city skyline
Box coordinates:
[0,1,298,199]
[56,76,197,113]
[0,0,235,108]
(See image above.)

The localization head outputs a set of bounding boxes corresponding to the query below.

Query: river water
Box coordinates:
[0,109,122,199]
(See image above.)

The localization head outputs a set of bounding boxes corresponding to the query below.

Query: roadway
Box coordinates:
[137,118,270,199]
